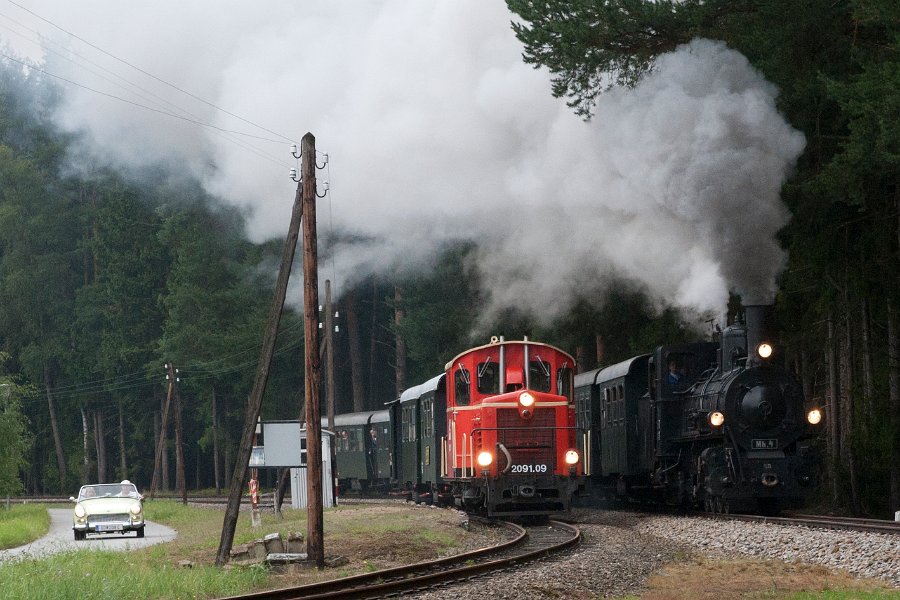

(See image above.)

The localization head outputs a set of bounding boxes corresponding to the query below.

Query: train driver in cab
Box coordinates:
[667,359,684,385]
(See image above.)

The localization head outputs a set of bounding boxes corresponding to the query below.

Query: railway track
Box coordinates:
[217,519,581,600]
[708,511,900,535]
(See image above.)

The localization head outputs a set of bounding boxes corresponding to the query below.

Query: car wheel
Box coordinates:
[136,527,145,538]
[74,530,85,541]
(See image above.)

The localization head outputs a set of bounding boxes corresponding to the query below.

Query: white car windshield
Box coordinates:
[78,484,138,499]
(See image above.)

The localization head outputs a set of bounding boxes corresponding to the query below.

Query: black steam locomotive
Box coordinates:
[574,305,823,514]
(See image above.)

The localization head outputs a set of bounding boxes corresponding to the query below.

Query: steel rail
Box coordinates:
[707,512,900,535]
[217,519,580,600]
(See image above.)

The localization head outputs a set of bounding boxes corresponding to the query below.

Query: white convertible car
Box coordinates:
[70,481,145,540]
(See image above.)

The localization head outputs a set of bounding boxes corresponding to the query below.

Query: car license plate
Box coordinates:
[96,524,123,532]
[751,439,778,450]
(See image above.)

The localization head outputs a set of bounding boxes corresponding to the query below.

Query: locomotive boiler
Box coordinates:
[575,305,823,514]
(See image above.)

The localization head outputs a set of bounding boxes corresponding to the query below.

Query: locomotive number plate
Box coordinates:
[510,464,549,474]
[751,439,778,450]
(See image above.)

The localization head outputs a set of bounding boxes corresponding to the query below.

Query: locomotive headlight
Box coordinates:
[518,392,535,408]
[476,451,494,467]
[807,408,822,425]
[757,343,773,359]
[564,449,580,465]
[709,411,725,427]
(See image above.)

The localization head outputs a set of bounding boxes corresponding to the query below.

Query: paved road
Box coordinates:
[0,508,177,563]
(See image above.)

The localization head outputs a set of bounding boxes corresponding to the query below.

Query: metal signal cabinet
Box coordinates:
[442,338,584,516]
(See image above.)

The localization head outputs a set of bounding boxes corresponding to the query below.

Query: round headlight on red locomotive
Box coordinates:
[564,449,580,465]
[518,392,535,408]
[709,411,725,427]
[476,451,494,467]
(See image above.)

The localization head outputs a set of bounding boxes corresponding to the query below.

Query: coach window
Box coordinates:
[612,388,619,425]
[618,385,625,424]
[348,429,362,452]
[603,388,611,428]
[454,366,471,406]
[422,398,434,438]
[477,361,499,394]
[402,406,417,442]
[529,357,552,392]
[556,365,573,400]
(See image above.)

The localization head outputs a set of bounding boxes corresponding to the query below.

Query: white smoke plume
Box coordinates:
[3,1,804,323]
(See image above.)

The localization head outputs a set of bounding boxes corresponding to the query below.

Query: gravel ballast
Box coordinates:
[413,508,899,599]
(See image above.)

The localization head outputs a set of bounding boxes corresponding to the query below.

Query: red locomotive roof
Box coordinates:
[444,337,574,372]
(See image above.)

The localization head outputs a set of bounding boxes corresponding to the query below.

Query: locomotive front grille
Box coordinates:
[497,408,556,467]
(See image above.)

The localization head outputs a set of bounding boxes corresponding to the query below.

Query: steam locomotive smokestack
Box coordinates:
[744,305,774,359]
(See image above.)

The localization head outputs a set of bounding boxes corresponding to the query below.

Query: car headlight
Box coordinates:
[476,451,493,467]
[74,504,86,518]
[129,502,143,517]
[807,408,822,425]
[709,411,725,427]
[564,449,579,465]
[518,392,535,408]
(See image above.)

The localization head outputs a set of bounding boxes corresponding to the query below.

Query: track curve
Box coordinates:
[217,519,580,600]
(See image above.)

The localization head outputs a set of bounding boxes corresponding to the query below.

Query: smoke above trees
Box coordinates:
[5,1,804,324]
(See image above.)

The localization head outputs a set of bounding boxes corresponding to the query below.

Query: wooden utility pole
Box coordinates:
[301,132,325,568]
[214,141,306,567]
[325,279,336,430]
[173,376,187,506]
[150,364,176,498]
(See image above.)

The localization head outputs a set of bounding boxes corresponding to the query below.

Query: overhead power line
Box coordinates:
[3,0,294,144]
[0,51,288,143]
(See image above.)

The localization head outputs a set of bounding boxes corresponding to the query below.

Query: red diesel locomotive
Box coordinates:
[442,336,584,516]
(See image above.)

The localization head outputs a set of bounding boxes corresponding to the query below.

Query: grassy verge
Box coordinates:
[0,501,477,600]
[0,504,51,550]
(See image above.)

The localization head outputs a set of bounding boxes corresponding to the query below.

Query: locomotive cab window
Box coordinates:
[477,361,499,394]
[556,365,573,400]
[665,353,695,388]
[454,365,470,406]
[529,357,552,392]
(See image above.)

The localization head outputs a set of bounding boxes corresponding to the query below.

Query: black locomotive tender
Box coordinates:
[574,305,822,514]
[327,305,822,515]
